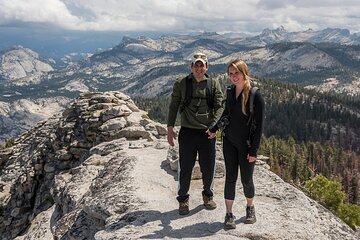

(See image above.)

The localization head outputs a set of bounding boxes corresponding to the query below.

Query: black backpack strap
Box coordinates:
[179,75,193,113]
[246,86,260,148]
[246,87,259,126]
[224,85,234,108]
[206,78,214,109]
[185,75,193,106]
[249,87,259,114]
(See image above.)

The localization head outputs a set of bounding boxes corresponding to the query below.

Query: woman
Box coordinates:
[207,59,265,229]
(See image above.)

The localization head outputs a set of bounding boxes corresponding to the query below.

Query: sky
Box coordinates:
[1,0,360,34]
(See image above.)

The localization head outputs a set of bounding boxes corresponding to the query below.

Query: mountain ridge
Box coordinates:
[1,27,359,95]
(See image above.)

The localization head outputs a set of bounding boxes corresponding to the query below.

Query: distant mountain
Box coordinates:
[238,26,360,46]
[0,45,53,84]
[255,25,289,44]
[0,97,71,144]
[0,26,172,61]
[291,27,357,44]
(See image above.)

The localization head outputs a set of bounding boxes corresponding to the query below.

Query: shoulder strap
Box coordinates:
[184,75,193,106]
[247,86,259,125]
[179,75,192,113]
[249,87,259,115]
[206,78,214,109]
[224,85,234,107]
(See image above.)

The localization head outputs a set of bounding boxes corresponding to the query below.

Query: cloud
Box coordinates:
[0,0,359,33]
[0,0,82,28]
[254,0,360,32]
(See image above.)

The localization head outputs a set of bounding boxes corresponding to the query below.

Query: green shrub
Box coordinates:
[305,174,345,212]
[304,174,359,230]
[337,204,360,230]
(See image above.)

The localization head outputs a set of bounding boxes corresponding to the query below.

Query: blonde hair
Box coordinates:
[227,59,253,115]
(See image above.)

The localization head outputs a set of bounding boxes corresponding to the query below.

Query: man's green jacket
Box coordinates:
[167,73,224,129]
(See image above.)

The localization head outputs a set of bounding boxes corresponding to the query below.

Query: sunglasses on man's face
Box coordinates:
[194,54,207,60]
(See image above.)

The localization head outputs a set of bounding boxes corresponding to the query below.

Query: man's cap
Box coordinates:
[192,52,208,65]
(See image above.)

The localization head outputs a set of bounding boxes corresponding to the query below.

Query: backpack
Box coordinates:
[247,86,259,126]
[179,74,214,113]
[247,86,259,147]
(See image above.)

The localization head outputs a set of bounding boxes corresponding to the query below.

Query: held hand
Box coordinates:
[206,129,217,139]
[167,127,176,146]
[248,155,256,163]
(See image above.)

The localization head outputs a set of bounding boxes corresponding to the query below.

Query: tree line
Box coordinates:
[259,135,359,205]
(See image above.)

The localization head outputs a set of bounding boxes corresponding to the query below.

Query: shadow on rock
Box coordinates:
[107,205,223,239]
[160,159,177,180]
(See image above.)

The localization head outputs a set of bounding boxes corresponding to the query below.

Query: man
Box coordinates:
[167,51,224,215]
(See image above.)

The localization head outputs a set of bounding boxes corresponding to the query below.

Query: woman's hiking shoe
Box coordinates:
[224,213,236,229]
[245,205,256,224]
[178,200,190,215]
[202,195,217,210]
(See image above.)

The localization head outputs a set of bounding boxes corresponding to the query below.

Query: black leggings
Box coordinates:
[177,127,216,202]
[223,136,255,200]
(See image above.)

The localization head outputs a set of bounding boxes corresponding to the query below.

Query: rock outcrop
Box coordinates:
[0,91,358,240]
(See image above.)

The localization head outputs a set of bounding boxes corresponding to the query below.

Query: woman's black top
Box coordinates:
[210,85,265,156]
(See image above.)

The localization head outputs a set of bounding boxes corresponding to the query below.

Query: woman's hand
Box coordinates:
[206,129,217,139]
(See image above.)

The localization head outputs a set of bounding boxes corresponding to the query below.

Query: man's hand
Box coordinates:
[167,126,176,146]
[248,155,256,163]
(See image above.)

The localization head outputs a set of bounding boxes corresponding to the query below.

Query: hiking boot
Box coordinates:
[202,194,217,210]
[224,213,236,229]
[245,205,256,224]
[179,200,190,215]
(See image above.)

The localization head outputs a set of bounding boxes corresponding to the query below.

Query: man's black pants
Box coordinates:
[177,127,216,202]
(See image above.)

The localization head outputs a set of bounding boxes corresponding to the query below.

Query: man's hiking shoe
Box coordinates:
[245,205,256,224]
[202,195,217,210]
[179,200,190,215]
[224,213,236,229]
